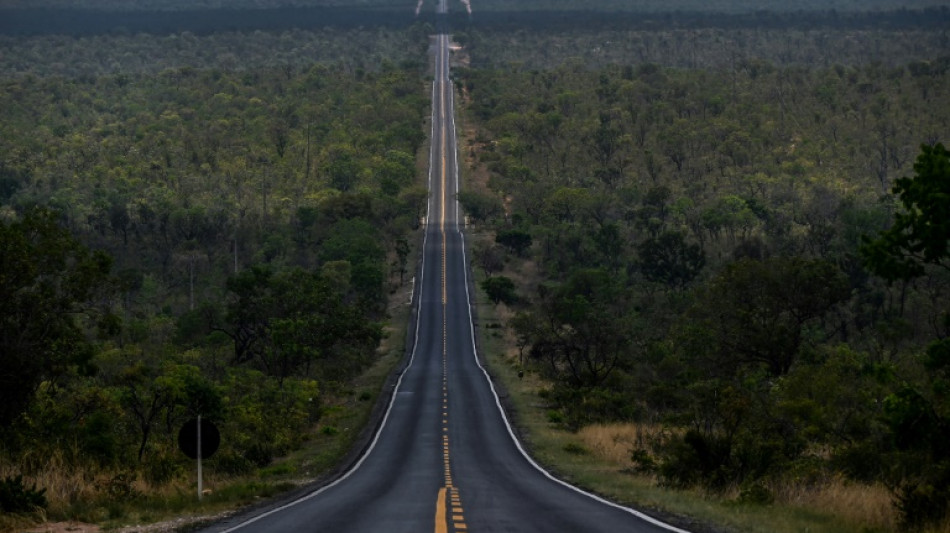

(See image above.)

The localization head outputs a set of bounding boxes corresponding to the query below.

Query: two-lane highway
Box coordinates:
[202,2,690,531]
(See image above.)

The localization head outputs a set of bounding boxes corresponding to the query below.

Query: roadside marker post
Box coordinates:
[178,416,220,501]
[197,414,203,500]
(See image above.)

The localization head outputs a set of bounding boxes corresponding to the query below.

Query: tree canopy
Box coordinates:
[0,208,114,427]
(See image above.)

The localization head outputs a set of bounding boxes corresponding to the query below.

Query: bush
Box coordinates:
[738,482,774,505]
[99,472,138,502]
[495,229,532,256]
[657,432,704,489]
[897,480,950,530]
[550,385,641,429]
[244,443,276,468]
[563,443,588,455]
[0,475,47,513]
[481,276,518,306]
[830,443,885,484]
[629,448,658,474]
[144,453,182,486]
[79,410,121,468]
[211,450,255,476]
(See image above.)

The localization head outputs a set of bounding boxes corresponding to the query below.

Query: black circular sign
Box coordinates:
[178,418,220,460]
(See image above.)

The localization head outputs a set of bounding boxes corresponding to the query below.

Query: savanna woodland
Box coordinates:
[1,0,949,532]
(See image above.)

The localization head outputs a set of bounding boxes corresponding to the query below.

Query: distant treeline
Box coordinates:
[0,6,423,37]
[1,6,948,37]
[455,7,950,33]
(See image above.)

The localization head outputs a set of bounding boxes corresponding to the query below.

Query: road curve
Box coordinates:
[199,2,690,531]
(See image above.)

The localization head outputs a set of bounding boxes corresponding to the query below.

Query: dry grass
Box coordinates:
[0,451,209,518]
[0,452,98,515]
[574,422,909,532]
[774,476,896,532]
[576,422,666,467]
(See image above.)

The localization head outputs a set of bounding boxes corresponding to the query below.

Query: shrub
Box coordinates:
[657,432,704,489]
[896,481,950,530]
[212,450,255,476]
[99,472,138,501]
[738,482,774,505]
[144,453,182,486]
[0,475,47,513]
[563,443,588,455]
[630,448,658,474]
[481,276,518,306]
[244,443,276,467]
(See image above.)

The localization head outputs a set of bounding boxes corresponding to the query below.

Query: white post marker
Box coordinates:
[197,414,203,500]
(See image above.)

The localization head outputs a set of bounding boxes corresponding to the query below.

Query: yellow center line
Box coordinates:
[434,32,467,533]
[434,486,448,533]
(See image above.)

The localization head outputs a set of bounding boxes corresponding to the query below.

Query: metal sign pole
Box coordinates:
[197,414,203,500]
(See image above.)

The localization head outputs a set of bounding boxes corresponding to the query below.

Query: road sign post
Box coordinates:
[178,416,220,501]
[197,414,203,500]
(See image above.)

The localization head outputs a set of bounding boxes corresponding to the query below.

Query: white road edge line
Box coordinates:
[215,42,442,533]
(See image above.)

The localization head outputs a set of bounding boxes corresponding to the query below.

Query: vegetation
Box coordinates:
[2,0,949,531]
[459,27,950,530]
[466,0,950,13]
[0,26,430,78]
[0,24,429,528]
[456,26,950,71]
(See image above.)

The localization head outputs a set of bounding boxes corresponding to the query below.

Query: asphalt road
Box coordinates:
[200,3,690,532]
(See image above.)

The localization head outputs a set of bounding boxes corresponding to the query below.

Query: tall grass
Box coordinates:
[575,423,905,532]
[0,451,97,516]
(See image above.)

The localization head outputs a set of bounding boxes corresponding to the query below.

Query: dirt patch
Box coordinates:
[450,42,470,68]
[23,514,225,533]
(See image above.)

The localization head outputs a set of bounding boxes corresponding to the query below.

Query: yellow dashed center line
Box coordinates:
[432,32,467,533]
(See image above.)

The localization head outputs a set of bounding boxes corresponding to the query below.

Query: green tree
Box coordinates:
[325,145,361,193]
[636,231,706,288]
[473,242,504,277]
[481,276,518,306]
[517,269,633,389]
[319,218,386,309]
[862,143,950,281]
[457,190,503,224]
[0,208,114,427]
[861,143,950,529]
[687,257,849,377]
[496,228,533,256]
[219,265,381,384]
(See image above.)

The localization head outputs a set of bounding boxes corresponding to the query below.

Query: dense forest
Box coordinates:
[0,26,429,525]
[458,21,950,532]
[0,26,430,78]
[468,0,950,13]
[456,26,950,70]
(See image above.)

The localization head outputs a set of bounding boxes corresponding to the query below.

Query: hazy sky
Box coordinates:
[2,0,949,12]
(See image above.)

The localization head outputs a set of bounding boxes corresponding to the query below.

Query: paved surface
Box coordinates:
[200,2,690,531]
